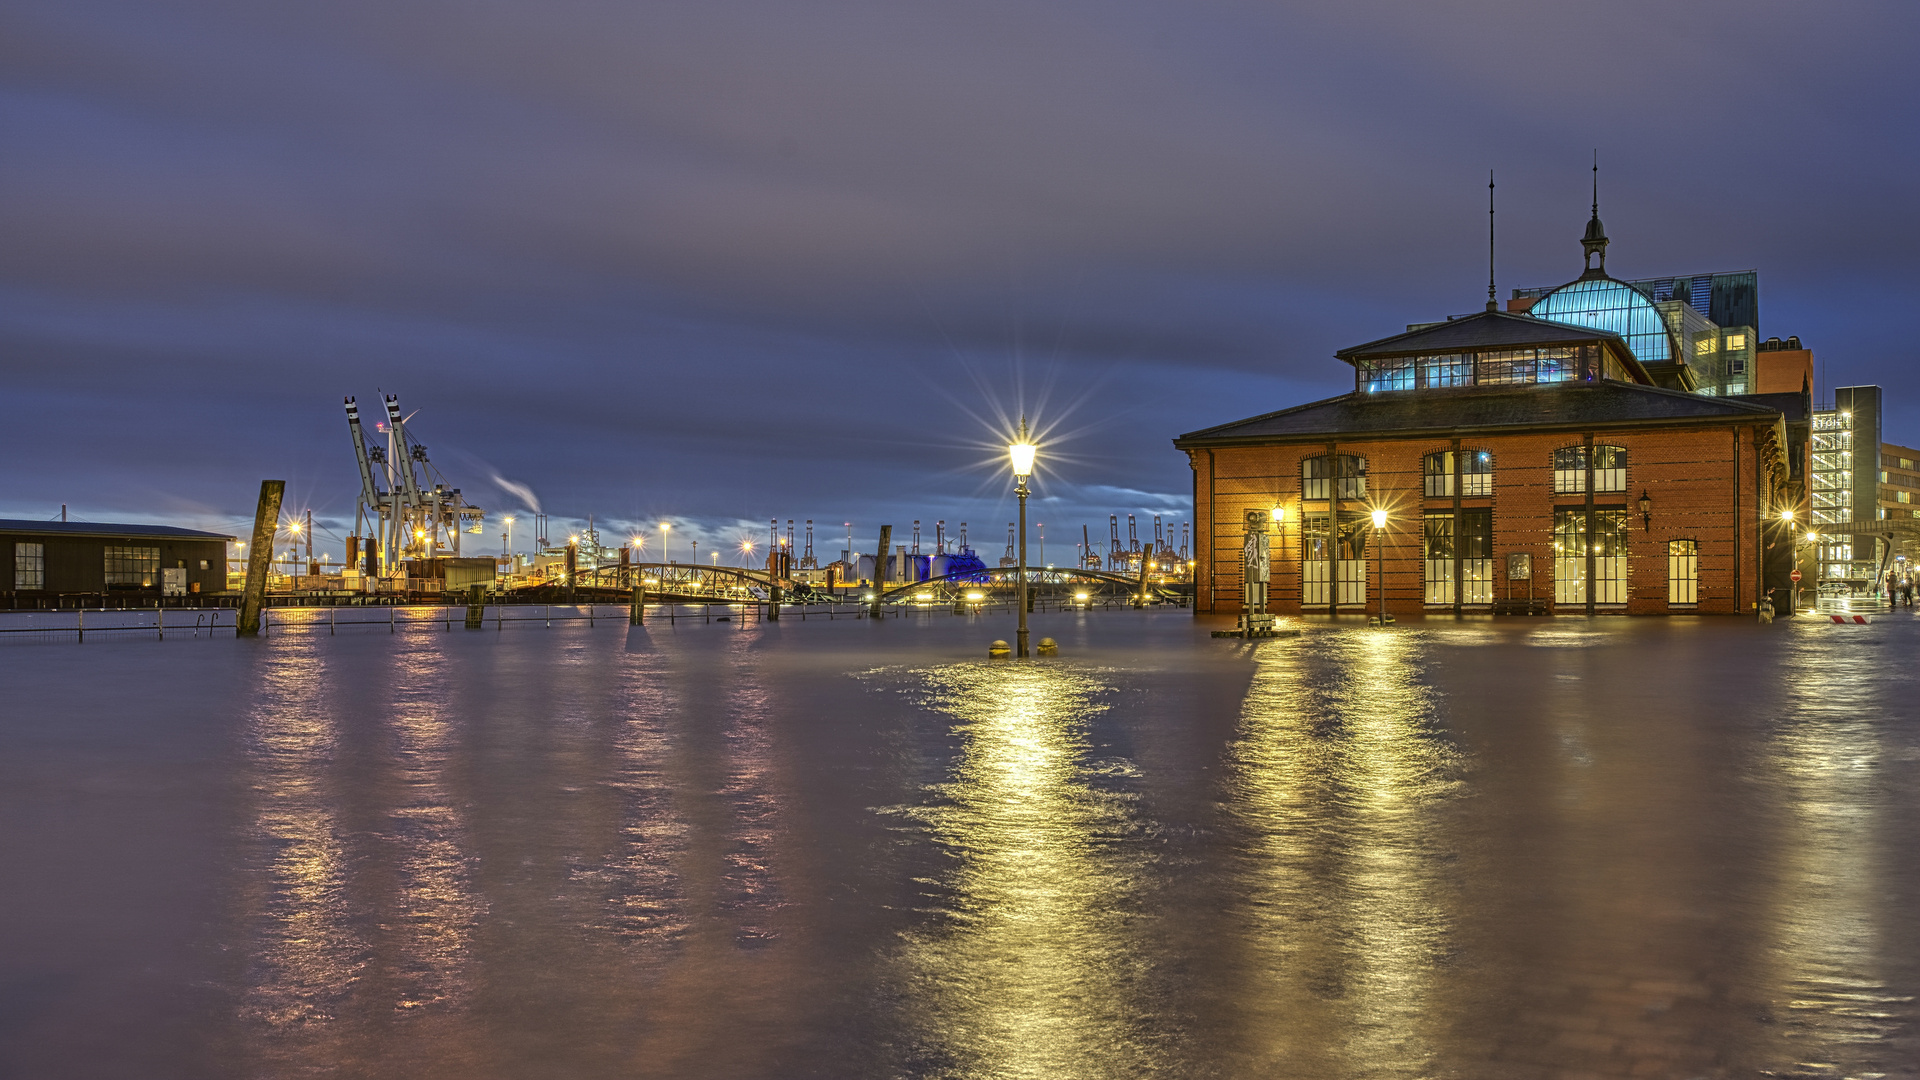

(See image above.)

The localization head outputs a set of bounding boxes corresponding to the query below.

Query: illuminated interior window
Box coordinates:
[14,542,44,590]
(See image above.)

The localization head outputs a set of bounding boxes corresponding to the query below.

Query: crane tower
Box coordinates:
[344,395,483,577]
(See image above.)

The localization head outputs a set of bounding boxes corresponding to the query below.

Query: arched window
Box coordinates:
[1552,445,1628,494]
[1423,450,1493,497]
[1303,455,1366,500]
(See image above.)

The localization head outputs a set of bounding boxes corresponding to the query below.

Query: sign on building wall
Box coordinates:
[1507,552,1532,580]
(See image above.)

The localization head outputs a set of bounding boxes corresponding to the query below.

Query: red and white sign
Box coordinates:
[1790,570,1803,582]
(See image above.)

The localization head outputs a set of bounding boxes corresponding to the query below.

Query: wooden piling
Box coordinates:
[465,584,484,628]
[870,525,891,618]
[237,480,285,637]
[629,585,644,626]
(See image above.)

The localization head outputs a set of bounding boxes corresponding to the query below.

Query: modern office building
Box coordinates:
[1176,207,1807,617]
[1882,440,1920,521]
[1809,386,1885,583]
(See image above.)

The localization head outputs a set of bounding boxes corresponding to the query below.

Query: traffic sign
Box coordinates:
[1790,569,1803,582]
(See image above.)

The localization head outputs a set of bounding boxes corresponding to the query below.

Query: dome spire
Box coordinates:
[1581,151,1608,277]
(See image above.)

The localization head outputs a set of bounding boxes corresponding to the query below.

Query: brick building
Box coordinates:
[1175,307,1808,618]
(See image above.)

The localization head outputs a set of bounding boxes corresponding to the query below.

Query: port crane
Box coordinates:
[344,395,484,576]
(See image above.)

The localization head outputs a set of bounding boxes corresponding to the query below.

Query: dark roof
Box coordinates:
[1730,392,1810,422]
[0,519,233,540]
[1174,381,1784,448]
[1337,309,1617,357]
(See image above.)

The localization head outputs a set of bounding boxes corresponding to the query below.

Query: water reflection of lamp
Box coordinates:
[1009,419,1037,659]
[1639,489,1653,532]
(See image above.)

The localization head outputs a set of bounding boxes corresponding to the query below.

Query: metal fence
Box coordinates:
[0,595,1170,642]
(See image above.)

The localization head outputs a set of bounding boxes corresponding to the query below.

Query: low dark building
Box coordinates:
[2,520,232,604]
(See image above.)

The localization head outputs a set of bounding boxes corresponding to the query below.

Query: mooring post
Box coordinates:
[768,579,781,621]
[870,525,891,619]
[236,479,285,637]
[465,584,484,629]
[1134,548,1152,608]
[629,585,643,626]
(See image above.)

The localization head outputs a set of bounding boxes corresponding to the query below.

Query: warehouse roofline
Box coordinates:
[0,519,234,540]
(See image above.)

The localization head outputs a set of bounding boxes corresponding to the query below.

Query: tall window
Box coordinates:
[1553,510,1629,605]
[1423,510,1492,605]
[1593,446,1627,492]
[1668,540,1698,606]
[1302,511,1369,606]
[14,542,44,590]
[1423,450,1493,497]
[1552,445,1628,494]
[104,546,160,588]
[1303,455,1367,501]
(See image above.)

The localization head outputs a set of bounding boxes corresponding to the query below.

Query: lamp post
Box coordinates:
[1009,418,1037,658]
[1370,507,1388,626]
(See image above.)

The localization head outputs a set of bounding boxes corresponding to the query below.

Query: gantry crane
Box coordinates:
[344,395,483,577]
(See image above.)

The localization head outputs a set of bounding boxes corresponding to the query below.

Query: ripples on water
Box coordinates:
[3,611,1916,1079]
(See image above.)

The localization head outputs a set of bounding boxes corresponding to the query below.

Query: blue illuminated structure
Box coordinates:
[1526,276,1676,366]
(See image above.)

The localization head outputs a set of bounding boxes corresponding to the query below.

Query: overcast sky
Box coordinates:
[4,0,1916,559]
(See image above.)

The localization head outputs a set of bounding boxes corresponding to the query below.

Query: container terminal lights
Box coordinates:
[1175,201,1820,618]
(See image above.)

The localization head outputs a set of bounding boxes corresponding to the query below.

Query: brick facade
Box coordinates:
[1187,422,1783,617]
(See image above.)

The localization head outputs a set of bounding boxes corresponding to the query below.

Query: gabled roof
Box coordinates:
[0,519,233,540]
[1173,381,1784,448]
[1333,308,1651,384]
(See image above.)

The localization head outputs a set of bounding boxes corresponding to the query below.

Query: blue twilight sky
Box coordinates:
[4,0,1917,559]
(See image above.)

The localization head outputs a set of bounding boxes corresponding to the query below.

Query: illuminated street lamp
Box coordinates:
[660,522,672,566]
[1370,507,1388,627]
[1009,418,1037,658]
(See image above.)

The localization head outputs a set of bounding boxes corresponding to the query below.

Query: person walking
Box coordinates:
[1904,575,1914,609]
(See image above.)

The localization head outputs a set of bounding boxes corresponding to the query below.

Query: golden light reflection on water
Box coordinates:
[885,660,1154,1079]
[1220,629,1463,1077]
[1760,629,1908,1067]
[240,635,483,1066]
[240,636,362,1029]
[384,645,483,1013]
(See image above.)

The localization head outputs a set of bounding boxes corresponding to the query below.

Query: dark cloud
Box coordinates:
[3,0,1917,549]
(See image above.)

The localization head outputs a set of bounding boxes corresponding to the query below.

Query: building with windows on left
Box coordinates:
[3,520,232,607]
[1174,203,1809,618]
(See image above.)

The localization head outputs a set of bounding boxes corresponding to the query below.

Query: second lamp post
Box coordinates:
[1010,419,1037,658]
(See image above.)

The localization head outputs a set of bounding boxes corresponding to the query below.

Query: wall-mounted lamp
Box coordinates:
[1638,489,1653,532]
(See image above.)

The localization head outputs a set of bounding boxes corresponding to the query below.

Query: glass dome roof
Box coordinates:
[1526,276,1674,365]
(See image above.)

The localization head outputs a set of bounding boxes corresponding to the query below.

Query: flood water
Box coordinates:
[3,609,1917,1079]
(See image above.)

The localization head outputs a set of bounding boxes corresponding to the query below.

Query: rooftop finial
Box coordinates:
[1487,170,1498,311]
[1581,151,1609,277]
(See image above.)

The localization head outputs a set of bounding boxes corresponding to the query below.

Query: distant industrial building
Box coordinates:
[3,520,232,604]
